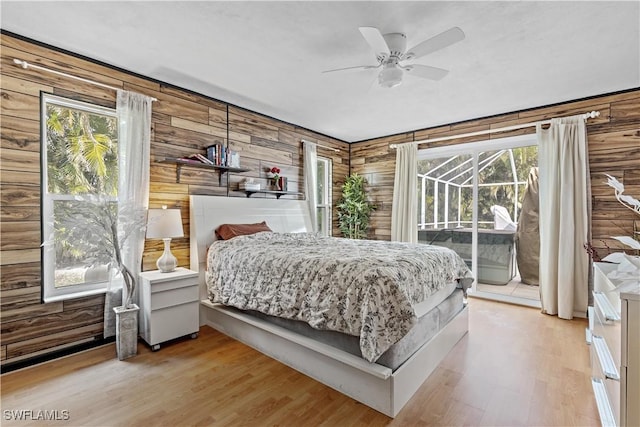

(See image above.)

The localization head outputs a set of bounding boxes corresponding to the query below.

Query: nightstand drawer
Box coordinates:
[151,284,198,311]
[150,276,198,293]
[149,302,199,345]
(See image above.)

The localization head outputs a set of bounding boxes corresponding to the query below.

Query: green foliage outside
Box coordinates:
[52,198,146,307]
[418,146,538,229]
[46,103,119,285]
[337,174,375,239]
[46,105,118,195]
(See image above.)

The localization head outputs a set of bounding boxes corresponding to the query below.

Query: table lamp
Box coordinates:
[146,206,184,272]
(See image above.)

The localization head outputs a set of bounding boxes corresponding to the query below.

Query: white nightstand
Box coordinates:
[139,267,199,351]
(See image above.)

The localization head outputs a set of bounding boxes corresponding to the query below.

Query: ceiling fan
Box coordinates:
[324,26,465,88]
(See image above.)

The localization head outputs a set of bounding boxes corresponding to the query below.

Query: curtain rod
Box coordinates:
[13,58,157,101]
[301,139,340,152]
[389,110,600,149]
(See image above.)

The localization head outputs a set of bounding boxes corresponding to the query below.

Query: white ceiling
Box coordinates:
[1,1,639,142]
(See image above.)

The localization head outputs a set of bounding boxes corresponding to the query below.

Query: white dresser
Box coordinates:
[589,262,640,427]
[139,268,200,351]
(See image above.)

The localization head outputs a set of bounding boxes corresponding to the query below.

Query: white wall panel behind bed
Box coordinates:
[189,194,468,418]
[189,195,312,270]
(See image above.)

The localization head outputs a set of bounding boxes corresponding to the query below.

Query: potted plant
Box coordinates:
[337,173,375,239]
[55,197,147,360]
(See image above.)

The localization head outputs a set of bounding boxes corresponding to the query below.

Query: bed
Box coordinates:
[190,195,471,417]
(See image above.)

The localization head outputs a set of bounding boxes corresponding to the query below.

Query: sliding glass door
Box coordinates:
[417,134,540,307]
[418,152,475,274]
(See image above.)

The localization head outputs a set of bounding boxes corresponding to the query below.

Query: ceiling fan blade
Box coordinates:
[406,27,465,60]
[359,27,391,58]
[322,64,379,73]
[404,64,449,81]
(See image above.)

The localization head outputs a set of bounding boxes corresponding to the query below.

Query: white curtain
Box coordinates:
[538,116,590,319]
[391,142,418,243]
[304,141,318,233]
[104,90,153,337]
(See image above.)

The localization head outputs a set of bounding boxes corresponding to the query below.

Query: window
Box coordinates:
[316,156,332,236]
[41,94,118,302]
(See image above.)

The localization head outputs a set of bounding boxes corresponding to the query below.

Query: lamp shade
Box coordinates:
[146,208,184,239]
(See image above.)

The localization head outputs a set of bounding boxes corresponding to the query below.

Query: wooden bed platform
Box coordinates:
[190,195,469,417]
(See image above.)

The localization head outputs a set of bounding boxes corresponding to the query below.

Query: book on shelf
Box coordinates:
[206,144,241,168]
[177,156,204,164]
[178,154,214,165]
[195,154,214,165]
[207,144,223,166]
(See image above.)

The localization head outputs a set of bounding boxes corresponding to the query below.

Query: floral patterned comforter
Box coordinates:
[206,232,473,362]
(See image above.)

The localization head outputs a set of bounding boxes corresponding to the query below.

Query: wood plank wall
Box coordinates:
[351,90,640,256]
[0,33,349,366]
[1,30,637,367]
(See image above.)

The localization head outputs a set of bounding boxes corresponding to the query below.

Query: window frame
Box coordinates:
[316,156,333,236]
[41,93,118,303]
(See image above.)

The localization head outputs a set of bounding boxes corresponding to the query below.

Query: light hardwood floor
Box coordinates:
[1,298,600,426]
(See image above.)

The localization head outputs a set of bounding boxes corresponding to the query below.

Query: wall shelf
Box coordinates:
[158,158,250,185]
[244,190,303,199]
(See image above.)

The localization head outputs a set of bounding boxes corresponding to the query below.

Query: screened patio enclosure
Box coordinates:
[417,145,538,289]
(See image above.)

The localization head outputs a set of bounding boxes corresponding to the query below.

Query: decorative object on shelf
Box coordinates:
[267,166,282,190]
[239,178,260,191]
[277,176,288,191]
[229,151,241,168]
[337,173,376,239]
[146,206,184,273]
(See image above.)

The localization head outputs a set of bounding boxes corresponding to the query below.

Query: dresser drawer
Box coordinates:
[591,335,619,380]
[591,337,620,426]
[593,292,622,369]
[592,378,617,427]
[150,284,199,311]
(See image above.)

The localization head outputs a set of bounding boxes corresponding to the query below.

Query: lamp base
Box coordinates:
[156,238,177,273]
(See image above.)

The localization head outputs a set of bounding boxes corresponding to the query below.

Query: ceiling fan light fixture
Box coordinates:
[324,26,464,88]
[379,66,403,88]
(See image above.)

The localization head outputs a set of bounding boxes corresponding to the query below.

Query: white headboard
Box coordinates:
[189,195,312,274]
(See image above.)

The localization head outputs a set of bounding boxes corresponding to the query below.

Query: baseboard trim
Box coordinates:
[1,336,115,374]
